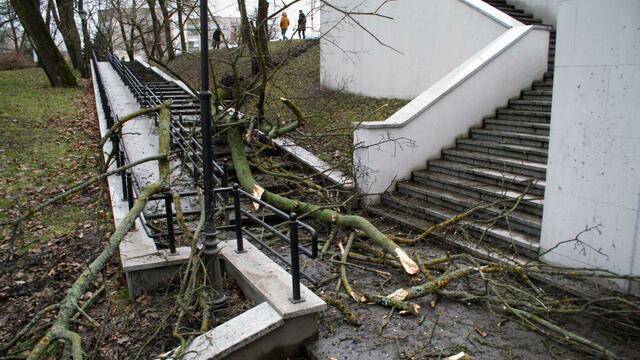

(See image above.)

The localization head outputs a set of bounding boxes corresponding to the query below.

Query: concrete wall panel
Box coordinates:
[320,0,510,99]
[540,0,640,292]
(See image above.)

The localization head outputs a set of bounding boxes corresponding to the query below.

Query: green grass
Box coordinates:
[167,41,408,173]
[0,68,101,248]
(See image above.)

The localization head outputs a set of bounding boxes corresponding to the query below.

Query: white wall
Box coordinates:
[320,0,519,99]
[540,0,640,292]
[509,0,558,25]
[353,27,549,198]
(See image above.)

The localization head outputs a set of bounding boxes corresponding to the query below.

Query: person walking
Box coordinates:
[297,10,307,39]
[280,12,290,40]
[212,26,222,49]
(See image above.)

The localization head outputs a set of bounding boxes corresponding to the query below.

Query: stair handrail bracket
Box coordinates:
[351,2,550,203]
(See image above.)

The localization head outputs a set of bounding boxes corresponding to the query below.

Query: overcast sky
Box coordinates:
[211,0,321,35]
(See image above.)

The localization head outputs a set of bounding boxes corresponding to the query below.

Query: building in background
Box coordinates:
[183,16,241,53]
[97,5,240,60]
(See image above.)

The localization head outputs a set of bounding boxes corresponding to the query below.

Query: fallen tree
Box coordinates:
[24,101,173,360]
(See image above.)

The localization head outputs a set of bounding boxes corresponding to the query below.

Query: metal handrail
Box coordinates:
[102,52,319,302]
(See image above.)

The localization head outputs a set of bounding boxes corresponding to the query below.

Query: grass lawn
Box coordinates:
[167,40,408,173]
[0,68,105,252]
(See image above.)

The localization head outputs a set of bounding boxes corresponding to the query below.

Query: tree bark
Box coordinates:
[158,0,174,60]
[10,0,77,87]
[146,0,163,59]
[256,0,270,61]
[226,126,418,275]
[55,0,83,72]
[113,0,134,61]
[176,0,187,52]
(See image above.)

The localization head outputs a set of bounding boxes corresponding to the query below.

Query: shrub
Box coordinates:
[0,51,36,71]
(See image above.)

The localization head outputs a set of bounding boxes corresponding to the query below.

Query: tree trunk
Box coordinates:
[77,0,90,79]
[135,24,151,59]
[10,0,77,87]
[55,0,83,72]
[146,0,163,59]
[158,0,175,60]
[256,0,270,61]
[114,0,134,61]
[9,16,20,52]
[226,127,418,275]
[176,0,187,52]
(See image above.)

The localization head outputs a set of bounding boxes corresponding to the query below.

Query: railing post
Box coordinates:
[120,150,127,201]
[289,212,303,303]
[164,192,177,254]
[222,160,230,224]
[126,172,134,210]
[233,184,245,253]
[125,171,136,230]
[191,138,199,182]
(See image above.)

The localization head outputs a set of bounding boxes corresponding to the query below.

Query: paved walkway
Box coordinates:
[93,62,190,291]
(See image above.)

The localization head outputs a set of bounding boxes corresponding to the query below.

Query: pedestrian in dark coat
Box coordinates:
[212,26,222,49]
[297,10,307,39]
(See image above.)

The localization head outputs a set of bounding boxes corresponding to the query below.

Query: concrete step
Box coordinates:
[172,109,201,116]
[521,93,552,101]
[483,119,550,136]
[387,184,542,237]
[496,7,524,14]
[408,171,544,214]
[470,128,549,148]
[497,108,550,122]
[442,148,548,179]
[372,197,540,257]
[456,137,548,163]
[508,99,552,112]
[408,169,544,215]
[533,82,553,91]
[156,91,192,97]
[426,159,546,197]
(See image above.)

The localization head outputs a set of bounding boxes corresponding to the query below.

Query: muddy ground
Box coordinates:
[256,219,639,360]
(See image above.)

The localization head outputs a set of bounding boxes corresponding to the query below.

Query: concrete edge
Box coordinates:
[271,136,354,189]
[220,239,327,320]
[357,25,541,130]
[91,60,190,296]
[458,0,523,28]
[178,302,284,360]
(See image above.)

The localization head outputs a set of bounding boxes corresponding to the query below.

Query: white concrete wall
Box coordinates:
[540,0,640,292]
[509,0,558,25]
[320,0,520,99]
[354,26,549,197]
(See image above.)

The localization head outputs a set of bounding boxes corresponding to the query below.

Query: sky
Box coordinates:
[211,0,322,36]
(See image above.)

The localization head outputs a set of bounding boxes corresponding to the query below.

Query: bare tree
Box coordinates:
[55,0,84,74]
[157,0,174,59]
[10,0,77,87]
[145,0,163,58]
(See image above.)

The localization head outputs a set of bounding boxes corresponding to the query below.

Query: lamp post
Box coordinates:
[78,7,90,78]
[199,0,226,306]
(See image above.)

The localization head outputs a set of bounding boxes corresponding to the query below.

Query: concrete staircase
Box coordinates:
[368,1,555,258]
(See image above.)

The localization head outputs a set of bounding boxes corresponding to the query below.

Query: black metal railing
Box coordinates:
[101,52,319,302]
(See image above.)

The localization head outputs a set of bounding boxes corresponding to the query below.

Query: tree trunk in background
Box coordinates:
[256,0,270,61]
[113,0,134,61]
[146,0,163,59]
[10,0,77,87]
[77,0,90,79]
[176,0,187,52]
[55,0,83,72]
[135,24,151,58]
[158,0,174,60]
